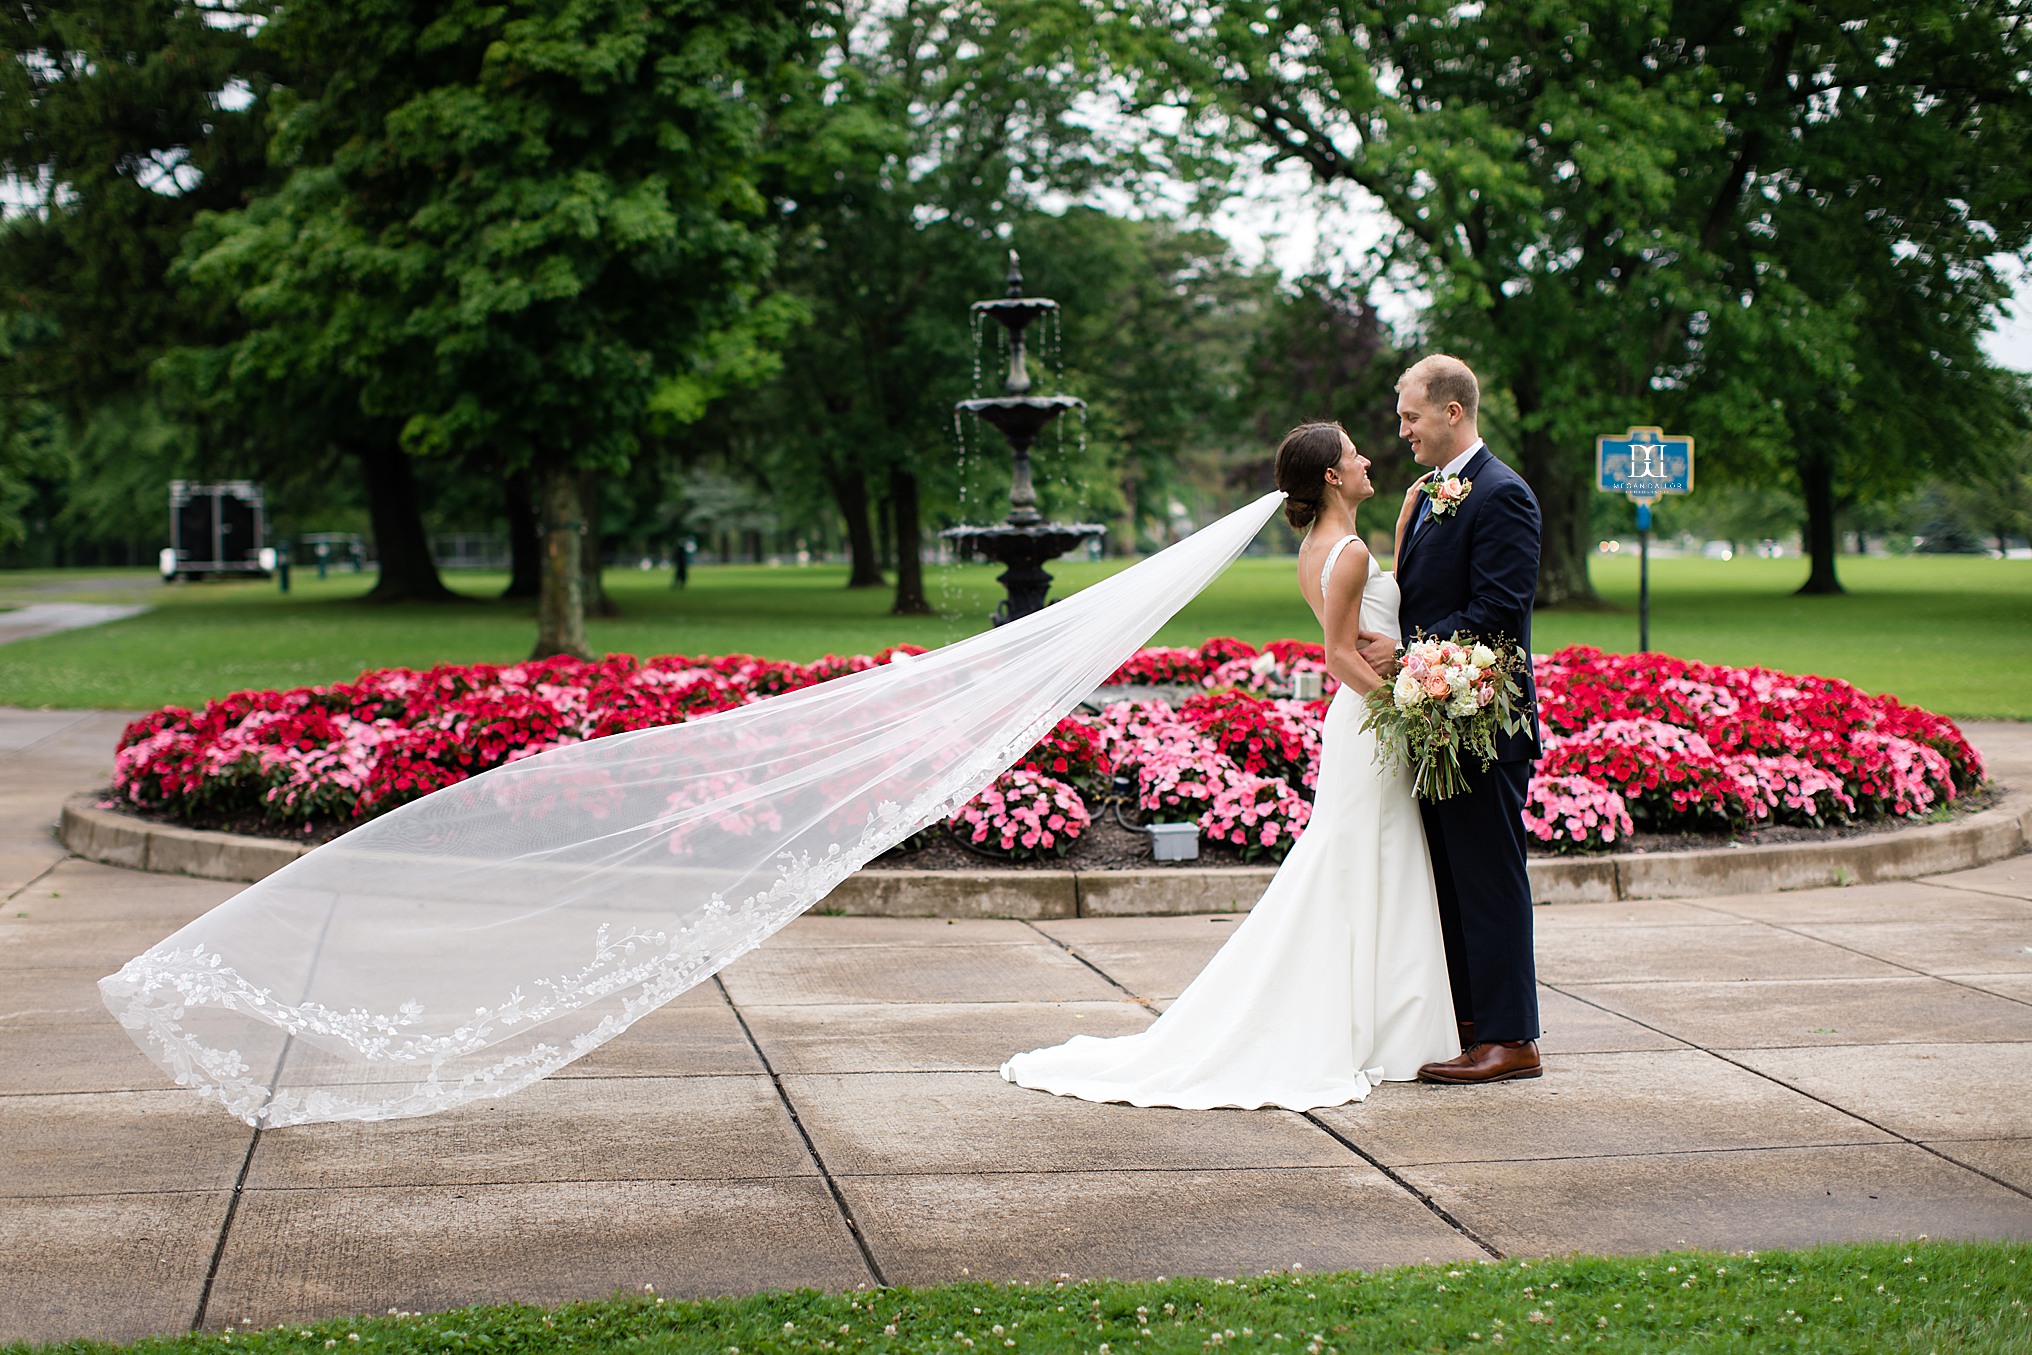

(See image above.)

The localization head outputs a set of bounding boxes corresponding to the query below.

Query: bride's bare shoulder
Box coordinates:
[1325,534,1370,577]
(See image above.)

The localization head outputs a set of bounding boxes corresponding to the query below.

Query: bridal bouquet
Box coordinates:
[1361,634,1530,800]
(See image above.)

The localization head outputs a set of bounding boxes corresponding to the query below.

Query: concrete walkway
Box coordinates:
[3,710,2031,1345]
[0,603,151,646]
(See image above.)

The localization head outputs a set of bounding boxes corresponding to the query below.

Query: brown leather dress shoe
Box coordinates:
[1418,1040,1542,1085]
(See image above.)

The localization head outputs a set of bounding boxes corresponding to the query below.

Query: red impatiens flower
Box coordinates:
[113,640,1980,857]
[1015,716,1114,797]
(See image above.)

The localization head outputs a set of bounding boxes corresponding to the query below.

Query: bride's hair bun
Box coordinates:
[1274,422,1345,530]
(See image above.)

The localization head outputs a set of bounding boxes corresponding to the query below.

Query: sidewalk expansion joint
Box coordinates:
[211,1172,831,1193]
[2,853,67,908]
[193,1016,318,1332]
[0,710,98,760]
[1691,904,2032,1013]
[190,1122,262,1331]
[1018,922,1505,1260]
[1019,921,1161,1011]
[815,1163,1430,1179]
[717,975,889,1289]
[1540,980,2032,1205]
[1299,1111,1504,1261]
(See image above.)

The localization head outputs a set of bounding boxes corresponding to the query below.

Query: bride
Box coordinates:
[1001,422,1460,1110]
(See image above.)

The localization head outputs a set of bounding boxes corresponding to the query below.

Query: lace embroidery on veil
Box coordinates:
[100,492,1288,1127]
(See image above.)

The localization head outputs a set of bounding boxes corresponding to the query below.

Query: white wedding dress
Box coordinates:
[1001,536,1459,1110]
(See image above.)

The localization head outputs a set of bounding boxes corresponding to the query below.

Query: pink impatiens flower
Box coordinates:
[946,769,1090,860]
[110,639,1981,859]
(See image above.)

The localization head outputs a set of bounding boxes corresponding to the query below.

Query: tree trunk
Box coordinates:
[1117,474,1140,556]
[1510,418,1598,609]
[579,469,617,617]
[532,457,595,660]
[502,469,542,599]
[1795,444,1844,595]
[356,439,456,603]
[875,486,895,572]
[889,467,934,616]
[825,468,886,588]
[1502,364,1597,608]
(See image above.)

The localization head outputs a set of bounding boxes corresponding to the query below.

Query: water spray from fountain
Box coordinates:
[941,251,1105,625]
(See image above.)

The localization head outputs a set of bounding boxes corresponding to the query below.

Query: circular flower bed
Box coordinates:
[111,639,1984,862]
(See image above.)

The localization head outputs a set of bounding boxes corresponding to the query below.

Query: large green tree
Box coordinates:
[0,0,276,553]
[1017,209,1279,550]
[1130,0,2032,604]
[0,0,272,416]
[721,0,1281,619]
[1236,274,1408,504]
[181,0,805,653]
[738,0,1114,615]
[1690,5,2032,591]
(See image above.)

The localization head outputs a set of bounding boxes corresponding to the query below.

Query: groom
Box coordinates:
[1360,355,1545,1085]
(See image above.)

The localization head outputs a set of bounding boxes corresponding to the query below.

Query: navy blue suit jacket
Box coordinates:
[1394,445,1542,764]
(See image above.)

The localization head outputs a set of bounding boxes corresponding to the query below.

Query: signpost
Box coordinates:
[1596,427,1694,652]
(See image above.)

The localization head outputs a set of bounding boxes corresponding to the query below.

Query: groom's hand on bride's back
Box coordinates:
[1357,631,1400,677]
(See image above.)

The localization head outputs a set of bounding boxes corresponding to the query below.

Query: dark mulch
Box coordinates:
[1611,780,2003,858]
[106,798,347,847]
[878,804,1212,871]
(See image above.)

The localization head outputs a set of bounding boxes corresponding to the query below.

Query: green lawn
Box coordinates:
[0,554,2027,718]
[8,1242,2026,1355]
[1541,554,2032,720]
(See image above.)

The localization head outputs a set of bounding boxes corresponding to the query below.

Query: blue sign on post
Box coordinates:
[1597,427,1694,500]
[1595,427,1695,655]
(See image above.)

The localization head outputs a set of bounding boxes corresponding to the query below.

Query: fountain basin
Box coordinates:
[970,297,1060,332]
[941,521,1108,626]
[956,395,1085,447]
[942,522,1106,562]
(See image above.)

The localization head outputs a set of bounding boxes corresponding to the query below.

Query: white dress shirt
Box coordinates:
[1436,439,1485,482]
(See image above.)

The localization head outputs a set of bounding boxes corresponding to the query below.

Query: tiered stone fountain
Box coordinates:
[942,253,1105,625]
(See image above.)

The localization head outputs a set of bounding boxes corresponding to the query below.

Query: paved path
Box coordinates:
[0,603,150,645]
[3,710,2031,1344]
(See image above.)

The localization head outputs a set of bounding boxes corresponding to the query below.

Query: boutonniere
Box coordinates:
[1422,474,1472,518]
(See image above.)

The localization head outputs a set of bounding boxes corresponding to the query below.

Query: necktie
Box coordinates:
[1412,478,1441,538]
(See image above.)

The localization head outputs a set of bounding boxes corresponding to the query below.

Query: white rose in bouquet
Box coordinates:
[1362,632,1531,801]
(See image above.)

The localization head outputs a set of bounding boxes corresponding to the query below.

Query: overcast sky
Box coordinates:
[1984,259,2032,371]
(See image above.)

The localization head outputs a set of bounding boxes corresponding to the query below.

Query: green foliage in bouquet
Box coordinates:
[1360,634,1530,801]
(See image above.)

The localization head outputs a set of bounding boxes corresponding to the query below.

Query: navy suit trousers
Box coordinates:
[1419,756,1540,1043]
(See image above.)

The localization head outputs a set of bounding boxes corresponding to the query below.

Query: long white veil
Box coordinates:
[100,491,1287,1126]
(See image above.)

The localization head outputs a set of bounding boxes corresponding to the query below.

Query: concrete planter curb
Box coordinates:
[59,787,2031,915]
[60,796,309,882]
